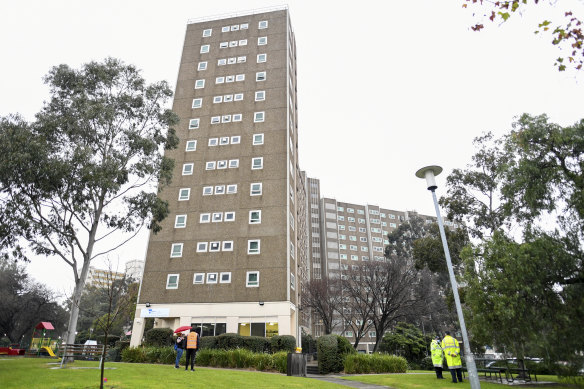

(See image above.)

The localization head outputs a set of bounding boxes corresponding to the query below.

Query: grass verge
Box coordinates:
[343,372,571,389]
[0,357,342,388]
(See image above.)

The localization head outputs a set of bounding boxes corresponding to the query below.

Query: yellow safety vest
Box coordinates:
[441,335,462,369]
[186,332,199,349]
[430,339,444,367]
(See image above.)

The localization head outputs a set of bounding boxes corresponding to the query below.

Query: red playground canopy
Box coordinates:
[35,322,54,330]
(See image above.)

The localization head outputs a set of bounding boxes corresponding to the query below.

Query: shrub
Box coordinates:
[243,336,270,353]
[114,340,130,351]
[199,335,217,350]
[420,356,434,371]
[344,353,408,374]
[253,352,275,371]
[158,346,176,364]
[144,328,173,347]
[216,333,244,350]
[228,348,255,368]
[121,347,146,363]
[195,349,217,366]
[270,335,296,353]
[317,334,342,374]
[336,335,356,356]
[145,346,162,363]
[273,351,288,373]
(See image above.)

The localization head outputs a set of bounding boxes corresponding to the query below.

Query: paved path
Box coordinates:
[307,374,392,388]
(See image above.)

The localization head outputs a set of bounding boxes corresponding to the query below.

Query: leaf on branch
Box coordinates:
[499,12,511,22]
[472,24,485,32]
[463,3,468,8]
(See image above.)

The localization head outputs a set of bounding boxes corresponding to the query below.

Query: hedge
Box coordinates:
[144,328,173,347]
[344,353,408,374]
[317,335,342,374]
[270,335,296,353]
[216,333,244,350]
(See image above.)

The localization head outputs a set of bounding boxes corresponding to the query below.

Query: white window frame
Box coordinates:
[217,160,227,169]
[257,53,267,63]
[213,96,223,104]
[166,274,179,289]
[212,212,223,223]
[197,242,208,252]
[195,79,205,89]
[182,163,193,176]
[237,56,246,63]
[197,61,207,71]
[206,161,216,170]
[249,210,261,224]
[220,136,229,145]
[178,188,190,201]
[185,140,197,151]
[239,39,247,46]
[258,20,268,29]
[202,28,212,37]
[251,157,263,170]
[170,243,183,258]
[235,74,245,82]
[250,182,262,196]
[202,186,213,196]
[229,159,239,168]
[220,272,231,284]
[253,133,264,145]
[247,239,260,254]
[232,114,242,122]
[246,271,259,287]
[200,213,210,223]
[231,136,241,144]
[193,273,205,284]
[226,184,237,194]
[258,36,267,45]
[222,241,233,251]
[211,116,220,124]
[200,45,210,53]
[255,91,265,101]
[224,211,235,222]
[192,98,202,109]
[188,118,200,129]
[208,138,218,146]
[209,241,221,252]
[207,273,218,284]
[234,93,244,101]
[221,26,229,33]
[220,41,228,48]
[240,23,248,30]
[224,94,233,102]
[256,71,266,81]
[215,185,225,195]
[254,112,265,123]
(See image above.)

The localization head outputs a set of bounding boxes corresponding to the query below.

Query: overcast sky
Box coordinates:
[1,0,583,295]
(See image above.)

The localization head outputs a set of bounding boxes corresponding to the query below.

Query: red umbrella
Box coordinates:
[174,326,192,334]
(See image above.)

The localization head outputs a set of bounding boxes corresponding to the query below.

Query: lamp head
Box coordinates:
[415,165,443,191]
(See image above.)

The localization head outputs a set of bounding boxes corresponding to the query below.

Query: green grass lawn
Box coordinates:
[343,371,570,389]
[0,358,342,388]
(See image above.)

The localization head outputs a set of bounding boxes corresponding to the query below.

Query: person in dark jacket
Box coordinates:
[174,332,185,369]
[185,327,200,371]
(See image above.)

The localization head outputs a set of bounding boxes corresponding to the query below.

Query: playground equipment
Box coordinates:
[28,322,59,358]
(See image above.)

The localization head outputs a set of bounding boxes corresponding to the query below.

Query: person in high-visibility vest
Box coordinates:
[441,331,463,383]
[185,327,200,371]
[430,336,445,379]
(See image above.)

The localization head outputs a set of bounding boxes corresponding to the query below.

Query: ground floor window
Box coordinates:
[190,322,226,337]
[237,322,279,337]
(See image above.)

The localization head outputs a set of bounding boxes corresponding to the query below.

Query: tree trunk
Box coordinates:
[65,259,91,346]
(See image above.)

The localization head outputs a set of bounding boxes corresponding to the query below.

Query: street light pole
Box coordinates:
[415,165,481,389]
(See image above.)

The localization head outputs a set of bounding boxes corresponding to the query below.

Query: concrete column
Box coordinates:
[130,317,145,347]
[226,316,239,334]
[278,315,291,335]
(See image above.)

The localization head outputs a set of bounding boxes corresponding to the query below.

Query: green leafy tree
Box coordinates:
[463,0,584,71]
[379,322,431,365]
[0,258,68,345]
[0,58,179,347]
[443,113,584,373]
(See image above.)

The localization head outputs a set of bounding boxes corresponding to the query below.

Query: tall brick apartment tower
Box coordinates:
[131,6,303,346]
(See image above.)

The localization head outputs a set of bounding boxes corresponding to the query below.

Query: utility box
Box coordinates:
[287,353,307,377]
